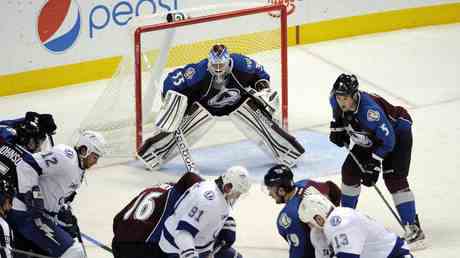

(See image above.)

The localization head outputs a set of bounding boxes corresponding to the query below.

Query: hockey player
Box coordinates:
[263,164,341,258]
[138,44,304,169]
[0,180,15,258]
[328,73,424,248]
[0,111,57,149]
[5,130,106,258]
[298,188,414,258]
[112,166,251,258]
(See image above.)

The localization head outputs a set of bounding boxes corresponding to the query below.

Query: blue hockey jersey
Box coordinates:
[276,179,332,258]
[162,53,270,116]
[330,92,412,159]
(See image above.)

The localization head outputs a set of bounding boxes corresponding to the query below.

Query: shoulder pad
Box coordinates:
[54,144,76,160]
[231,53,257,73]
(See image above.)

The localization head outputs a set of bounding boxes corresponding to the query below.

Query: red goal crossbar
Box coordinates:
[134,4,288,150]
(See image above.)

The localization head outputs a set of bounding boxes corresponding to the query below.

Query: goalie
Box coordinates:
[138,44,305,169]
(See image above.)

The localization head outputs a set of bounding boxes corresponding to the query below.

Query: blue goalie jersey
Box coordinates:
[162,53,270,116]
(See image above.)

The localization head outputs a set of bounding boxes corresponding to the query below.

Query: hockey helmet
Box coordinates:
[221,166,251,206]
[75,130,106,158]
[332,73,359,96]
[208,44,231,83]
[15,120,46,152]
[264,164,294,189]
[298,187,335,228]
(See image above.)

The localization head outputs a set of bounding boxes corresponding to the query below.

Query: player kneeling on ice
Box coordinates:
[112,166,251,258]
[6,130,106,258]
[138,44,304,170]
[263,164,341,258]
[298,187,414,258]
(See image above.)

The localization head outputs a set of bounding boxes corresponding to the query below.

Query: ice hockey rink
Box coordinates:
[2,22,460,258]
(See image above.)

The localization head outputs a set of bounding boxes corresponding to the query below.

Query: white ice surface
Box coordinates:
[2,23,460,258]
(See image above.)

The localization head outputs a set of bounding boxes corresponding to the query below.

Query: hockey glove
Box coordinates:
[329,121,350,147]
[361,154,382,187]
[25,111,40,123]
[38,114,57,136]
[57,206,79,238]
[22,186,45,217]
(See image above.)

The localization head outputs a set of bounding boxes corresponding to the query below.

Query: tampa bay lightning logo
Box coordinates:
[330,216,342,226]
[208,89,241,108]
[204,190,215,200]
[37,0,81,53]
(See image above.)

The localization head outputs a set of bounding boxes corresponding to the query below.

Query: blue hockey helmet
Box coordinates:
[208,44,231,83]
[332,73,359,96]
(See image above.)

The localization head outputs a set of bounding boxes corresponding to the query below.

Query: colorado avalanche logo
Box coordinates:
[208,89,241,108]
[37,0,81,53]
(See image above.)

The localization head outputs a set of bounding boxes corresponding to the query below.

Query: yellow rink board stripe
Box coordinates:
[1,2,459,96]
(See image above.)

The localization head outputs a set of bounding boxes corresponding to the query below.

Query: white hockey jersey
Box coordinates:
[159,180,231,255]
[321,207,403,258]
[35,144,84,213]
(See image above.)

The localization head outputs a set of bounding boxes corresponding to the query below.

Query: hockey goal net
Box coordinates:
[78,3,288,160]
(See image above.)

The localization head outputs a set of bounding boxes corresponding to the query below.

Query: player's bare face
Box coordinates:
[0,198,12,217]
[83,153,100,169]
[336,95,356,112]
[267,186,283,204]
[225,191,242,207]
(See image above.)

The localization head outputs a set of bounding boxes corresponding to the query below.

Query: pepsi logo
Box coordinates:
[37,0,81,53]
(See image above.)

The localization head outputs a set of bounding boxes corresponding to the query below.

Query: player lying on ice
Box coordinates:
[298,187,415,258]
[112,166,251,258]
[138,43,304,169]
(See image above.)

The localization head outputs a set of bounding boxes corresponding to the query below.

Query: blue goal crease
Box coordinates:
[159,129,346,181]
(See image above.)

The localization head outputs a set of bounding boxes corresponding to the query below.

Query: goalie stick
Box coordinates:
[174,128,199,174]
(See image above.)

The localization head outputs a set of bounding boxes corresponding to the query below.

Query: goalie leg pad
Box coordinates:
[154,90,189,132]
[229,99,305,167]
[138,102,215,169]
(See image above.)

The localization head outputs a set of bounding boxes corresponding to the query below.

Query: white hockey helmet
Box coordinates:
[75,130,107,158]
[221,166,251,206]
[298,187,335,228]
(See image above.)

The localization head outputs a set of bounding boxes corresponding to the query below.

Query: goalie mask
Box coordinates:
[208,44,231,84]
[221,166,251,207]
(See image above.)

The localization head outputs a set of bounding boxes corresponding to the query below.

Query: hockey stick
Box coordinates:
[80,233,113,253]
[346,146,404,229]
[75,225,88,258]
[372,183,404,228]
[8,247,56,258]
[174,128,199,174]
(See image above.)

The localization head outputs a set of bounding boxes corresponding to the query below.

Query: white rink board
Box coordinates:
[1,0,458,74]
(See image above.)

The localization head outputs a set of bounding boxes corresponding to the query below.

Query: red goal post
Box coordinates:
[133,4,289,151]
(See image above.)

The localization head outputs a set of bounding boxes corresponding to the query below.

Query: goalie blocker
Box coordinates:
[138,97,304,169]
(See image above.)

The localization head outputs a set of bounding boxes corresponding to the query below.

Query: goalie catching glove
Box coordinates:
[246,79,280,119]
